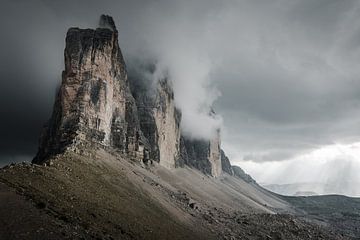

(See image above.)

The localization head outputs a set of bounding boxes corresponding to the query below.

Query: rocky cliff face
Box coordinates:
[128,64,159,162]
[129,64,181,169]
[179,127,222,177]
[131,69,224,175]
[33,14,234,178]
[33,15,144,163]
[221,150,234,175]
[152,78,181,168]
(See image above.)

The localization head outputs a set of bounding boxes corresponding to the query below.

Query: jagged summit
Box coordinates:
[99,14,117,31]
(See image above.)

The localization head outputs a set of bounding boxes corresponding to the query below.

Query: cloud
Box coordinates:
[146,34,223,139]
[236,142,360,196]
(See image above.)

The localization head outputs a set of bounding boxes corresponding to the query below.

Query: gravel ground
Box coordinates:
[0,149,351,240]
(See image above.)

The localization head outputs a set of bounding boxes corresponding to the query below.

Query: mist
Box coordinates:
[239,142,360,197]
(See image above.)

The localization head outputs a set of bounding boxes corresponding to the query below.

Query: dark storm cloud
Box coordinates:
[210,0,360,162]
[1,0,360,165]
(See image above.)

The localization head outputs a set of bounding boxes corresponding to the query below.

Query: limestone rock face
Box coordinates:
[208,129,222,177]
[129,66,181,169]
[129,63,224,173]
[153,79,181,168]
[33,15,144,163]
[180,129,222,177]
[128,64,158,161]
[221,149,234,175]
[180,137,211,174]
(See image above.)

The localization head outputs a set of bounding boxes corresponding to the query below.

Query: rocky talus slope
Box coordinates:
[0,15,357,240]
[0,149,347,240]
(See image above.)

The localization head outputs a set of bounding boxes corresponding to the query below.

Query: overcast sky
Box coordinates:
[1,0,360,192]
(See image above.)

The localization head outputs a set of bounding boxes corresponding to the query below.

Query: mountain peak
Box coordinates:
[33,15,142,163]
[99,14,117,31]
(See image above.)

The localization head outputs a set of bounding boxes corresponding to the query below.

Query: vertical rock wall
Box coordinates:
[221,149,234,175]
[153,79,181,169]
[32,14,233,179]
[180,137,212,174]
[208,129,222,177]
[129,68,181,169]
[128,64,159,162]
[33,15,144,163]
[180,128,222,177]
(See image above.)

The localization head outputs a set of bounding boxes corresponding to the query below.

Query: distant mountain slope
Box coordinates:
[284,195,360,239]
[264,182,360,197]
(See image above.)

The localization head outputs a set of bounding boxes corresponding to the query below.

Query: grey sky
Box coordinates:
[1,0,360,173]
